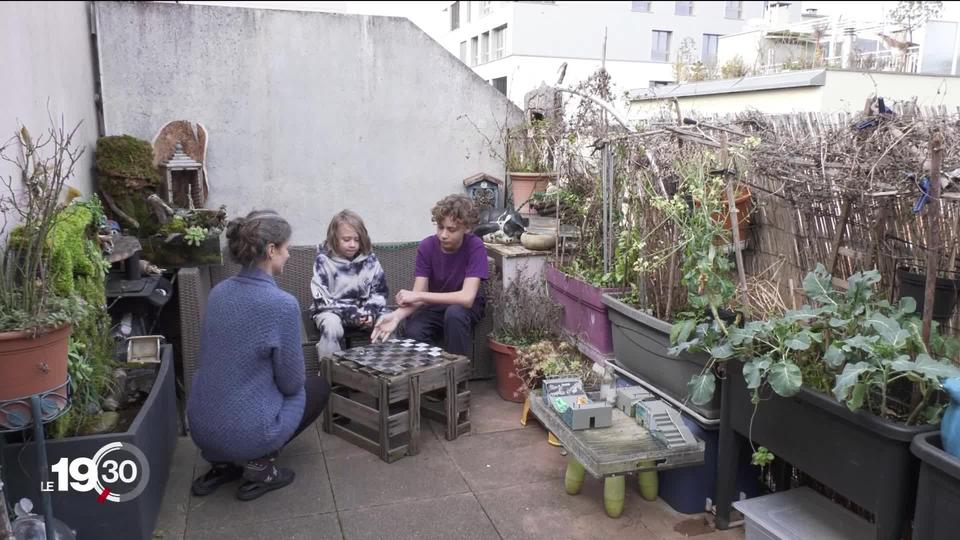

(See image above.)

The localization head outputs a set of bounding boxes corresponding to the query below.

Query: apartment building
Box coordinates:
[439,1,764,105]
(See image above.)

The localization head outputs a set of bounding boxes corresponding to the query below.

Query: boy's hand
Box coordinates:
[395,289,420,307]
[371,314,399,343]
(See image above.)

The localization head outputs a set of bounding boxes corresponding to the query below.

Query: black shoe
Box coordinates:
[236,467,296,501]
[191,463,244,496]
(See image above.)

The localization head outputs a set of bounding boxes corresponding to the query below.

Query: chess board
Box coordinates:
[333,339,445,375]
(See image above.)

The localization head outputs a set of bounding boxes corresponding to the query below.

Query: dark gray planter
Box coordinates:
[601,292,721,420]
[714,359,934,540]
[2,345,177,540]
[911,431,960,540]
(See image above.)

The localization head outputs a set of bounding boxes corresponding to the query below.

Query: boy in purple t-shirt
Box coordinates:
[372,194,488,356]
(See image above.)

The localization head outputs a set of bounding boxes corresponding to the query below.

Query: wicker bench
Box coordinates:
[177,243,495,396]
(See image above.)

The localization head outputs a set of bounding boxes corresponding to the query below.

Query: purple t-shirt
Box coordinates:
[415,233,489,293]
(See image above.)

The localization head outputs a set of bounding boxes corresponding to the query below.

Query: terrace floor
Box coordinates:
[153,380,745,539]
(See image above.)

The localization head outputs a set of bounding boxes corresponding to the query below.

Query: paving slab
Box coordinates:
[326,428,469,510]
[186,452,334,531]
[338,493,500,540]
[184,513,342,540]
[153,437,198,540]
[464,380,531,434]
[441,424,567,492]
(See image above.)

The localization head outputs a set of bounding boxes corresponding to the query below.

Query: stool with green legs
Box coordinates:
[529,389,705,517]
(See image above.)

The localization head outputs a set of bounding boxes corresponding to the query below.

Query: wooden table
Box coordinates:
[321,350,471,463]
[529,390,705,517]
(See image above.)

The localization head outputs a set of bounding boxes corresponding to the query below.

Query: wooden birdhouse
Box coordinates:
[463,173,503,211]
[160,142,205,209]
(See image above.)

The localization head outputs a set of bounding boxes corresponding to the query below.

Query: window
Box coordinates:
[481,31,490,63]
[493,25,506,60]
[470,36,479,66]
[631,1,651,12]
[725,0,742,19]
[675,1,694,16]
[460,41,468,62]
[450,2,460,30]
[464,1,471,23]
[492,76,507,95]
[650,80,673,88]
[651,30,672,62]
[480,0,491,16]
[702,34,719,66]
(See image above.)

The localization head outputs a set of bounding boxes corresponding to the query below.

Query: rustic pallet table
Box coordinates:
[529,390,705,517]
[321,343,471,463]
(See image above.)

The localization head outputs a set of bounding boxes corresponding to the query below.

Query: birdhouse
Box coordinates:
[159,142,205,209]
[463,173,503,211]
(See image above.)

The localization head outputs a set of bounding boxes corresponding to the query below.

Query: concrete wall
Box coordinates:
[0,1,100,200]
[96,2,518,244]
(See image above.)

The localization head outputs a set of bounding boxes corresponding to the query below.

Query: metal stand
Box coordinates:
[0,378,71,540]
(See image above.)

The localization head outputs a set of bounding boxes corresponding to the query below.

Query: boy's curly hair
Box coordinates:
[431,194,479,229]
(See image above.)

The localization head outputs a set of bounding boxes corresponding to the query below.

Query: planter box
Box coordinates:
[140,232,223,268]
[897,267,960,321]
[544,264,625,355]
[602,292,721,420]
[716,359,933,540]
[911,431,960,540]
[2,345,178,540]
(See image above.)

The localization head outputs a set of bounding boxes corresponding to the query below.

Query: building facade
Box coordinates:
[439,1,765,105]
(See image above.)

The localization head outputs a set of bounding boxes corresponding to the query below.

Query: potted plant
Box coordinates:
[506,118,557,215]
[1,121,178,540]
[0,122,87,427]
[602,154,743,420]
[488,271,563,402]
[674,263,960,539]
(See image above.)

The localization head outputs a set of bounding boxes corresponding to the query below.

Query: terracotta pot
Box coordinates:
[508,172,556,215]
[0,324,71,427]
[489,337,526,403]
[695,185,753,242]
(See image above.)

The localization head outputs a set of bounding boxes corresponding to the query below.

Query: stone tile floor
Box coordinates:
[153,380,745,539]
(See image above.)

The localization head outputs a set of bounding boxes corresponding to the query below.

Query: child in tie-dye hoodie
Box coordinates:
[310,210,389,357]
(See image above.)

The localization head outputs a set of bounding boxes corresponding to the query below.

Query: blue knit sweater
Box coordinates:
[187,267,306,462]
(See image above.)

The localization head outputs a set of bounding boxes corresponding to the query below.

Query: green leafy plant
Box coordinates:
[184,226,208,247]
[52,340,117,438]
[674,263,960,425]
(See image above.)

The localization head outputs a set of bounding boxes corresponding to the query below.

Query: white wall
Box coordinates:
[511,1,764,62]
[628,86,823,118]
[627,69,960,119]
[822,70,960,112]
[96,2,519,244]
[0,1,100,200]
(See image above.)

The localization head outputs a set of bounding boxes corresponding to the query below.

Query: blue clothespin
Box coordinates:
[913,175,931,214]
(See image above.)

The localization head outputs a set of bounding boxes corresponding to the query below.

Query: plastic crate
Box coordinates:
[657,413,760,514]
[733,487,873,540]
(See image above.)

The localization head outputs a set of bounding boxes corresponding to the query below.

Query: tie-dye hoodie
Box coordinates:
[309,245,389,326]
